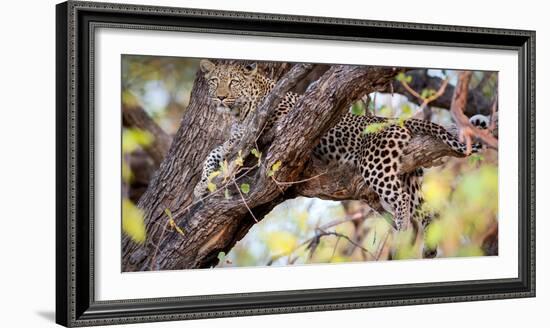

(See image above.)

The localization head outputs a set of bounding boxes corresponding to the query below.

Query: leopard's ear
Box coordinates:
[199,59,216,75]
[243,62,258,76]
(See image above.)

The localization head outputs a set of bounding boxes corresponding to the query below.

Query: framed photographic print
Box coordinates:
[56,0,535,326]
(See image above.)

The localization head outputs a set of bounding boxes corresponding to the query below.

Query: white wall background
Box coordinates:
[0,0,545,327]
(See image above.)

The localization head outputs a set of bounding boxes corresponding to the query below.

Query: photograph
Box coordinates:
[120,55,499,271]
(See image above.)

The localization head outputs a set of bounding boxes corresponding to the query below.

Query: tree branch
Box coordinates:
[392,70,494,116]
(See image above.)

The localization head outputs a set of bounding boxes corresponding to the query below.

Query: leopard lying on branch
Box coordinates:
[193,59,483,256]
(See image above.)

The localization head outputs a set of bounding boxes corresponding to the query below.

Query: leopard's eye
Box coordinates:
[230,78,240,86]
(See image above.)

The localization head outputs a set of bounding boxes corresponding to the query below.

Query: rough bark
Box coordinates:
[121,64,477,271]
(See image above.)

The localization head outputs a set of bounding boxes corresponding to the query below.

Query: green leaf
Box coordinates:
[251,148,262,167]
[351,101,366,116]
[363,122,389,134]
[217,251,226,262]
[251,148,261,158]
[122,198,146,244]
[468,154,484,166]
[240,183,250,194]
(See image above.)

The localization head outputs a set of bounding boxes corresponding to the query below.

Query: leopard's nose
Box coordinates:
[217,95,227,101]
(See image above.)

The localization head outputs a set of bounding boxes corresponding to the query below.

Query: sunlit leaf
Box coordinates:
[251,148,261,158]
[122,159,134,183]
[122,128,154,154]
[271,160,282,172]
[208,170,220,181]
[364,122,389,134]
[220,160,229,178]
[165,208,185,236]
[235,150,244,167]
[266,231,298,256]
[395,72,412,83]
[422,175,451,210]
[122,198,146,244]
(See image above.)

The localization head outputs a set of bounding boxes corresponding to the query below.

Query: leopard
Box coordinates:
[193,59,482,254]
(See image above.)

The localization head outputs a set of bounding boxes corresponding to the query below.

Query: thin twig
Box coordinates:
[266,211,370,265]
[316,228,376,258]
[149,219,169,270]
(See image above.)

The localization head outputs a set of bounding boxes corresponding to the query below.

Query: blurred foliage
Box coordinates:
[122,55,199,134]
[121,128,153,243]
[122,198,146,244]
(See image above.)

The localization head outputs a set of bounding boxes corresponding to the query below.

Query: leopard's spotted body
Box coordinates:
[194,60,480,239]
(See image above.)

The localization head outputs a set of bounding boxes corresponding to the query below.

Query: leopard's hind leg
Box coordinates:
[359,125,414,231]
[402,168,438,258]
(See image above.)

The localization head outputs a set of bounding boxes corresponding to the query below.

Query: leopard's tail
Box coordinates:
[403,119,481,155]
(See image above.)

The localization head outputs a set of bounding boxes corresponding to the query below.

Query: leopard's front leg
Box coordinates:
[193,125,244,199]
[193,145,225,199]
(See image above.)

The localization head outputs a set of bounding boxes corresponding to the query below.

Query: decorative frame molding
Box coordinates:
[56,1,535,326]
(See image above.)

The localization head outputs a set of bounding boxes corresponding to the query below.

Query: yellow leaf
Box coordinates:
[235,150,244,167]
[207,182,217,192]
[422,177,451,210]
[122,159,134,183]
[425,221,443,249]
[122,128,154,154]
[266,231,298,256]
[165,208,184,236]
[271,160,282,172]
[122,199,146,244]
[208,170,220,181]
[220,160,229,176]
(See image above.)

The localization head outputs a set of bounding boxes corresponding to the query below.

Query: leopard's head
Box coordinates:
[200,59,261,119]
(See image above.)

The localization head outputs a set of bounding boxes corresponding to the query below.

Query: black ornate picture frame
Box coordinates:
[56,1,535,326]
